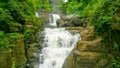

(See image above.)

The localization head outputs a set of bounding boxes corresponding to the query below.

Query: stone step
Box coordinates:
[76,39,111,52]
[66,27,84,30]
[81,35,95,41]
[80,30,94,37]
[80,26,94,36]
[73,51,108,68]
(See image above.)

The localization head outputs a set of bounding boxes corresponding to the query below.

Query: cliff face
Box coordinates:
[0,27,41,68]
[63,26,113,68]
[0,34,27,68]
[56,15,114,68]
[0,0,51,67]
[0,19,42,68]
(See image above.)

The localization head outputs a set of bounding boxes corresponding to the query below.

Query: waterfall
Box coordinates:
[63,0,68,3]
[35,14,80,68]
[49,14,60,26]
[36,12,39,17]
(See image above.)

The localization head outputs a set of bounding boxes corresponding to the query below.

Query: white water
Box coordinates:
[49,14,60,26]
[63,0,68,3]
[35,14,80,68]
[36,12,39,17]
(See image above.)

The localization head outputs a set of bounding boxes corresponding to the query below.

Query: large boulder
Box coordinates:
[57,15,83,27]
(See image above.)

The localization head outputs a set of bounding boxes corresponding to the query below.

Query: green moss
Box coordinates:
[0,0,44,68]
[0,48,12,53]
[0,33,23,47]
[112,59,120,68]
[12,57,16,68]
[0,31,4,36]
[23,29,35,44]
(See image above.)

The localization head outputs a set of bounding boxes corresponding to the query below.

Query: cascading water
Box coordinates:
[63,0,68,3]
[35,14,80,68]
[49,14,60,26]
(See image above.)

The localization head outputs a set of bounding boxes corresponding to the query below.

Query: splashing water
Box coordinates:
[63,0,68,3]
[49,14,60,26]
[35,14,80,68]
[36,28,80,68]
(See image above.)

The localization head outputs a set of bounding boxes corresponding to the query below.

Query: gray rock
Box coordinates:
[63,14,75,20]
[57,14,83,27]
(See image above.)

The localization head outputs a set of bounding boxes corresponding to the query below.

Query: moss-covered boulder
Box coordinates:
[0,33,27,68]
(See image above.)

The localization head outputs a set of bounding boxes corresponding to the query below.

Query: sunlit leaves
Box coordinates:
[66,2,83,14]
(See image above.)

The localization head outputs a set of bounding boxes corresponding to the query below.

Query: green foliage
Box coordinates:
[12,57,17,68]
[12,58,16,68]
[0,0,42,32]
[39,0,51,11]
[0,31,4,37]
[0,37,10,47]
[60,0,91,14]
[23,29,35,44]
[24,29,33,38]
[112,59,120,68]
[0,33,23,47]
[81,0,120,66]
[62,0,120,66]
[88,1,120,54]
[0,0,43,47]
[66,2,83,14]
[80,0,120,33]
[82,0,103,17]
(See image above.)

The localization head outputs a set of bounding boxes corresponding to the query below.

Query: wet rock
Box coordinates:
[71,16,83,26]
[62,49,75,68]
[26,47,39,68]
[63,26,113,68]
[57,15,84,27]
[39,10,50,26]
[63,14,75,20]
[57,19,67,27]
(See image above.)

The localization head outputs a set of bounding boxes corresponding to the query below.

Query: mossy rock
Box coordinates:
[0,48,12,68]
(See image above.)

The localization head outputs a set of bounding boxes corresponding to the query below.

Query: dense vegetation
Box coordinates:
[61,0,120,67]
[0,0,51,68]
[0,0,46,47]
[0,0,120,67]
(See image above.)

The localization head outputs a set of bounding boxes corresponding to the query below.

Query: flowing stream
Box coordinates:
[36,14,80,68]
